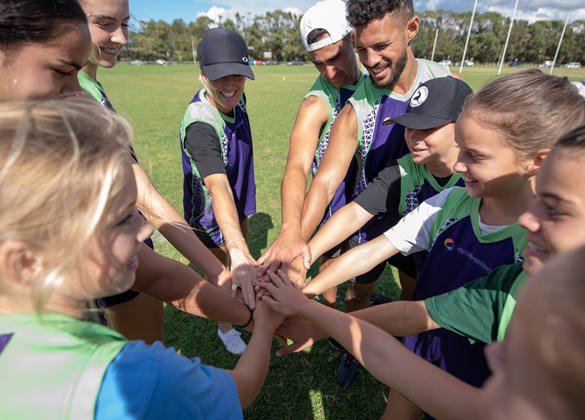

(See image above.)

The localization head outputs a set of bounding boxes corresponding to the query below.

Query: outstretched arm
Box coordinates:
[227,300,284,408]
[300,103,359,242]
[256,96,329,275]
[132,163,231,290]
[303,234,399,298]
[262,270,480,420]
[133,244,252,327]
[204,173,258,308]
[308,202,374,262]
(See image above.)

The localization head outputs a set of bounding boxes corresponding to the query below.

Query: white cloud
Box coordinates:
[196,1,585,25]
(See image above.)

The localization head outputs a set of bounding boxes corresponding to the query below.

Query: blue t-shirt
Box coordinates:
[96,341,242,419]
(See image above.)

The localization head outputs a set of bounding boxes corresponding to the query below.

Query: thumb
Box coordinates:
[300,246,312,270]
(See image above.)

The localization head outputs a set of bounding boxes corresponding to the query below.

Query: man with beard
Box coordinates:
[292,0,454,386]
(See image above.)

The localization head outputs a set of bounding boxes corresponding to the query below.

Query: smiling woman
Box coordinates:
[179,27,258,354]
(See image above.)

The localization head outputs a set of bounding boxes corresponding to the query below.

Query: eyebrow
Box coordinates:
[57,59,87,70]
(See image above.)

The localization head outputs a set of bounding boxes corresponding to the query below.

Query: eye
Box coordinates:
[117,212,135,226]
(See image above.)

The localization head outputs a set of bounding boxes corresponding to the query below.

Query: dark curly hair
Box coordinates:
[346,0,413,27]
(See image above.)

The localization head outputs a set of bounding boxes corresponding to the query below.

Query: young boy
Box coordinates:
[307,76,472,289]
[304,76,471,385]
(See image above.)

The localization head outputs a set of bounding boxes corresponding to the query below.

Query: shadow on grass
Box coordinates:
[163,304,390,419]
[248,212,274,258]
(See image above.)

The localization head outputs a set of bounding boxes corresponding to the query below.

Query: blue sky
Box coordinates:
[130,0,585,25]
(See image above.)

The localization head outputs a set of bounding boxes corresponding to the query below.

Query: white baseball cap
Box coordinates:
[300,0,351,52]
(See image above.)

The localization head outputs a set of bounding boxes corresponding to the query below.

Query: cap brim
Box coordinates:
[202,63,255,81]
[384,113,452,130]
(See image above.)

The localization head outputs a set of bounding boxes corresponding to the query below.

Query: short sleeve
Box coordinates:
[185,122,227,179]
[383,188,453,255]
[354,162,401,216]
[425,263,524,344]
[96,341,242,420]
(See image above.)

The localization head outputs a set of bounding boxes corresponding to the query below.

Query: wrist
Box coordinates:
[238,303,253,328]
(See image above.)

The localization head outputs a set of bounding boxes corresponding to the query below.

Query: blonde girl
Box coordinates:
[0,97,280,418]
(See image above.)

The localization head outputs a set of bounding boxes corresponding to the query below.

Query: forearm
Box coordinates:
[309,202,373,260]
[229,322,275,407]
[132,163,227,278]
[133,245,249,324]
[280,166,309,234]
[303,235,398,297]
[297,300,480,420]
[351,300,439,337]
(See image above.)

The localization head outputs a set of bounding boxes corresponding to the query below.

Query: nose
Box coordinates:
[361,49,379,69]
[453,159,466,174]
[111,26,128,46]
[518,206,540,233]
[325,65,337,80]
[137,217,155,243]
[62,73,83,94]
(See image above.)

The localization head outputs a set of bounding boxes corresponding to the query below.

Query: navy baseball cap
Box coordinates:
[384,77,473,129]
[197,28,255,81]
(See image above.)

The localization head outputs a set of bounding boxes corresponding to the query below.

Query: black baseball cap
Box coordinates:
[384,77,473,129]
[197,28,255,81]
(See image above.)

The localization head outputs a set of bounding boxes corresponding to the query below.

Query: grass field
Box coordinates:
[100,64,585,419]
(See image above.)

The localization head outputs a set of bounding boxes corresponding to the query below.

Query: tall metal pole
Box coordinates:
[550,14,570,75]
[460,0,478,75]
[498,0,519,75]
[431,28,439,61]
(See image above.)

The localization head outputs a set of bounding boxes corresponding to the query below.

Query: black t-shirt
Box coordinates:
[184,122,226,180]
[354,161,402,216]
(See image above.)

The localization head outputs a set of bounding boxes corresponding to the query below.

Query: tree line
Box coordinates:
[122,9,585,65]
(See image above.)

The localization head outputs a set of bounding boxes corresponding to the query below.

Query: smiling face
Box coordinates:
[83,165,153,299]
[518,148,585,275]
[453,113,531,200]
[82,0,129,73]
[0,22,91,101]
[309,36,359,88]
[405,123,457,170]
[202,73,246,114]
[354,13,416,90]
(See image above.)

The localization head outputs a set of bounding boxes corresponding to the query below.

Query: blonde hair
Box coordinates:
[462,69,585,160]
[0,96,133,310]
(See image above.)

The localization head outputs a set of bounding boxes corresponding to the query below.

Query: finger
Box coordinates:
[266,270,285,288]
[300,246,312,270]
[274,333,287,346]
[267,260,282,275]
[276,269,293,287]
[242,281,256,310]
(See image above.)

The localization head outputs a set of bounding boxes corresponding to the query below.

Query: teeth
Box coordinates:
[222,91,235,98]
[527,242,547,253]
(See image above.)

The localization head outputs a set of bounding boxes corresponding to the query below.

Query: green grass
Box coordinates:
[99,64,585,418]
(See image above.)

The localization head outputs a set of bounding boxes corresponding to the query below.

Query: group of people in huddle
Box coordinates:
[1,0,585,418]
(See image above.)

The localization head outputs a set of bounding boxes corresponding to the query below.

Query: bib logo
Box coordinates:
[443,238,455,251]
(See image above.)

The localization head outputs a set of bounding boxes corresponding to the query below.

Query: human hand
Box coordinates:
[255,230,312,276]
[253,299,285,332]
[284,256,309,289]
[274,316,323,356]
[230,248,259,309]
[260,269,311,317]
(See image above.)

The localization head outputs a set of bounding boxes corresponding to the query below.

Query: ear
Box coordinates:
[524,148,551,177]
[0,241,41,286]
[405,16,420,44]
